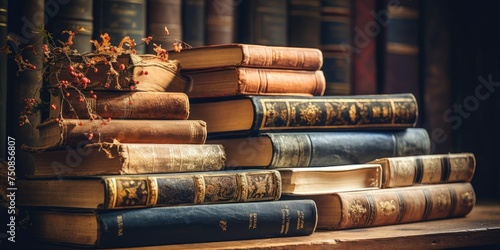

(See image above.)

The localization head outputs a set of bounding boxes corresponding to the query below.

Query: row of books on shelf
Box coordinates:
[2,43,477,248]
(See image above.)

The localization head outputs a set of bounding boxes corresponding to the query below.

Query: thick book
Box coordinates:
[50,90,190,120]
[146,0,182,53]
[236,0,288,46]
[368,153,476,188]
[209,128,430,168]
[27,118,207,150]
[30,200,318,247]
[189,93,418,135]
[167,43,323,71]
[300,182,475,230]
[205,0,234,45]
[93,0,146,54]
[279,164,382,195]
[49,53,187,91]
[24,143,226,177]
[17,169,281,209]
[178,67,326,98]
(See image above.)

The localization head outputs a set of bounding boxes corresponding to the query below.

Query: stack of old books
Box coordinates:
[15,52,317,248]
[175,44,477,233]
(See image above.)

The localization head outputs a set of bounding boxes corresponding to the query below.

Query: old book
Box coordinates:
[17,169,281,209]
[167,43,323,71]
[320,0,352,95]
[94,0,146,53]
[50,90,190,120]
[280,164,382,195]
[205,0,235,45]
[177,68,326,98]
[209,128,430,168]
[24,143,226,177]
[302,182,475,230]
[147,0,182,53]
[30,200,317,247]
[236,0,288,46]
[27,118,207,151]
[368,153,476,188]
[49,53,187,91]
[288,0,321,48]
[189,93,418,135]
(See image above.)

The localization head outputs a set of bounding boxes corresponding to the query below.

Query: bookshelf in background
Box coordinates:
[182,0,205,47]
[235,0,288,46]
[205,0,235,45]
[93,0,146,54]
[288,0,320,48]
[320,0,352,95]
[47,0,93,53]
[0,0,6,159]
[146,0,182,53]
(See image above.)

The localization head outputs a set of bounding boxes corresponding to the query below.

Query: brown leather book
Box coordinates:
[17,169,281,209]
[25,118,207,151]
[303,182,475,230]
[24,143,225,177]
[50,90,190,120]
[368,153,476,188]
[177,68,326,98]
[167,43,323,71]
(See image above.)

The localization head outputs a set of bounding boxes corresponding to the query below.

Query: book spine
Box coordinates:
[104,170,282,209]
[205,0,234,45]
[0,0,6,159]
[332,183,475,230]
[381,0,420,101]
[147,0,182,53]
[94,0,146,54]
[182,0,205,47]
[53,90,190,120]
[383,153,476,188]
[38,119,207,148]
[320,0,352,95]
[251,94,418,133]
[240,45,324,70]
[236,0,288,46]
[264,128,430,168]
[351,0,377,95]
[119,144,226,174]
[48,0,94,53]
[97,200,317,247]
[288,0,321,48]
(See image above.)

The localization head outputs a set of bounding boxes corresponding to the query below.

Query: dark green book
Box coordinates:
[30,200,318,247]
[210,128,430,168]
[189,93,419,137]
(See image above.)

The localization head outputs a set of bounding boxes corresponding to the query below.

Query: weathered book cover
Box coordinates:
[306,182,475,230]
[190,93,419,136]
[26,118,207,151]
[369,153,476,188]
[167,43,324,71]
[181,67,326,98]
[205,0,235,45]
[211,128,430,168]
[17,169,281,209]
[50,90,190,120]
[30,200,317,247]
[25,143,226,177]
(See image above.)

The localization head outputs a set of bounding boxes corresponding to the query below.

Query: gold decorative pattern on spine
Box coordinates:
[237,173,248,202]
[348,199,367,225]
[193,175,206,204]
[146,177,158,207]
[379,200,397,216]
[462,192,475,207]
[436,192,450,212]
[106,178,118,209]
